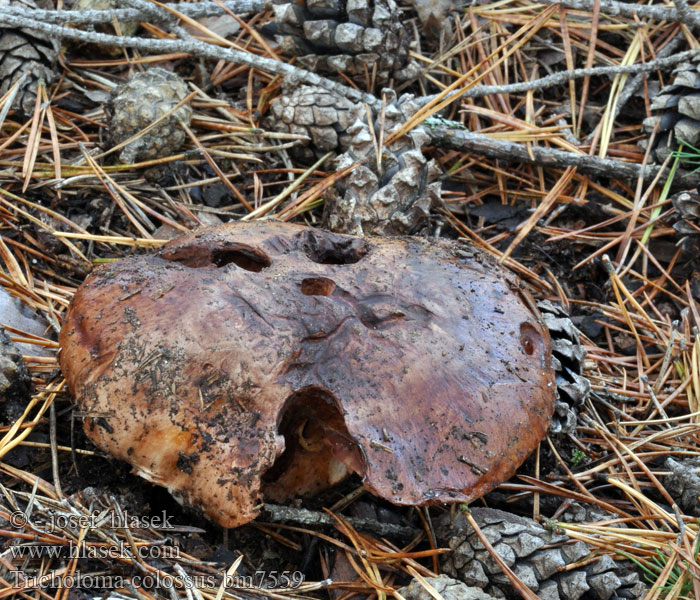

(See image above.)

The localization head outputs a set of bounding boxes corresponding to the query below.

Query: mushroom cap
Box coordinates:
[59,222,555,527]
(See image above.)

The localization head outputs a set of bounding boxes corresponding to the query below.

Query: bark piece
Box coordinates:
[59,221,555,527]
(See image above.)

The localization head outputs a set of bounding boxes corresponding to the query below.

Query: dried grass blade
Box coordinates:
[387,3,559,145]
[460,507,540,600]
[242,152,331,221]
[599,29,642,158]
[80,146,151,238]
[278,163,356,220]
[42,85,62,197]
[0,72,27,132]
[181,122,252,212]
[575,0,600,137]
[22,83,47,192]
[501,167,576,262]
[0,235,28,288]
[560,9,577,139]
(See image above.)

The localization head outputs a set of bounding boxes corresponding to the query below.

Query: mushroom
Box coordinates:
[59,221,555,527]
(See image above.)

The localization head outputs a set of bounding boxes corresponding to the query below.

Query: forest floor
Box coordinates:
[1,1,700,600]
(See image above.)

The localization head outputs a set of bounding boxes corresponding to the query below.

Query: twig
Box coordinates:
[424,119,700,186]
[3,7,695,112]
[415,46,700,104]
[0,0,269,25]
[262,503,420,539]
[535,0,700,30]
[0,13,379,108]
[673,0,697,30]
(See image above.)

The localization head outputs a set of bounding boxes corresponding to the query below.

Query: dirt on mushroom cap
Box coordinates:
[58,221,556,528]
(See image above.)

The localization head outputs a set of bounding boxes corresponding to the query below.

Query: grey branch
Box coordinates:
[537,0,700,30]
[0,0,269,25]
[462,48,700,99]
[4,0,697,112]
[425,121,700,187]
[0,12,379,108]
[412,45,700,110]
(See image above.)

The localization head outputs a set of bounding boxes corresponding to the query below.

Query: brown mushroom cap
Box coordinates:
[59,222,555,527]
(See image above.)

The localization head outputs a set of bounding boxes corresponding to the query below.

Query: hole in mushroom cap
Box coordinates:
[211,247,271,271]
[301,230,368,265]
[162,242,272,270]
[301,277,336,296]
[520,322,544,357]
[262,387,365,501]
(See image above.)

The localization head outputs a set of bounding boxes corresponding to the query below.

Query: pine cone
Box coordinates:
[437,507,646,600]
[663,457,700,516]
[558,503,623,525]
[0,327,31,413]
[266,84,361,160]
[106,68,193,164]
[323,89,442,236]
[271,0,419,85]
[398,575,499,600]
[669,189,700,256]
[0,0,58,114]
[642,62,700,163]
[538,301,590,435]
